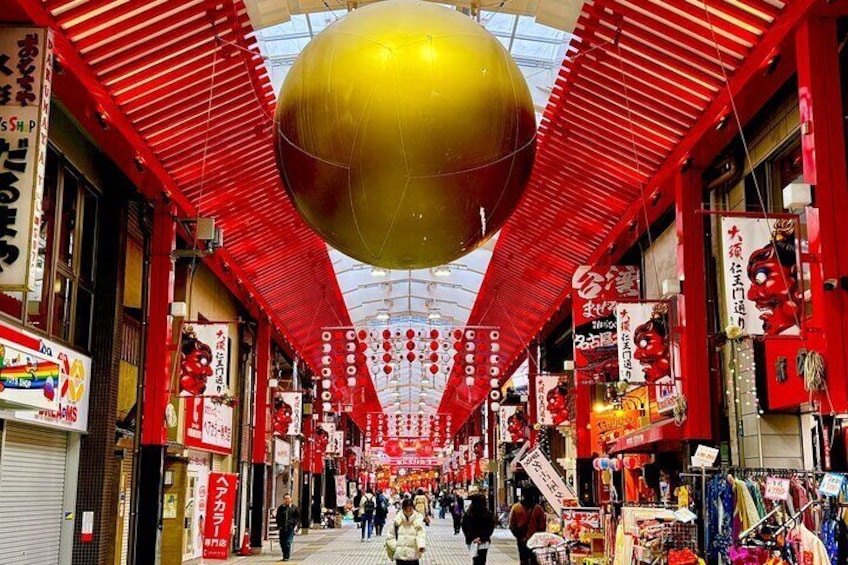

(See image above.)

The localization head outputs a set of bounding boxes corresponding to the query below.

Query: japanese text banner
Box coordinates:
[719,216,800,336]
[518,446,576,515]
[203,472,237,559]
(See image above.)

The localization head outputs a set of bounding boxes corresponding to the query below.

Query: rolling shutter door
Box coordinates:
[0,422,68,565]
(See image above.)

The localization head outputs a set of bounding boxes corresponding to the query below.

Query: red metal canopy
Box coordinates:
[439,0,818,423]
[11,0,383,422]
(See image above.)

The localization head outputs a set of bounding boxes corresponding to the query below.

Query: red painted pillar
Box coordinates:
[250,319,271,548]
[135,198,176,563]
[527,342,540,446]
[675,171,712,441]
[796,17,848,411]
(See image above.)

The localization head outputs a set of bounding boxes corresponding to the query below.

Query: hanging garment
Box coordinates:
[707,475,733,563]
[789,523,830,565]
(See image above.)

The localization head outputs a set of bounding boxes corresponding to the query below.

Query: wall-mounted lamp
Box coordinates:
[782,182,812,212]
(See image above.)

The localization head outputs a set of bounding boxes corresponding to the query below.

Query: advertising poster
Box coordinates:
[273,392,302,436]
[203,472,237,559]
[562,508,602,543]
[499,405,529,444]
[719,216,800,336]
[536,374,570,427]
[0,26,53,291]
[184,397,233,454]
[572,266,640,384]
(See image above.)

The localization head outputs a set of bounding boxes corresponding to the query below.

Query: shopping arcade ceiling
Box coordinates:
[7,0,817,434]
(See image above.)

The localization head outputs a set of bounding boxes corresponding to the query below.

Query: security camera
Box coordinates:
[824,279,838,291]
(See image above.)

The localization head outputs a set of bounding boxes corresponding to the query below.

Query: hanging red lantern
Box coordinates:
[429,364,439,375]
[406,328,415,339]
[383,365,393,374]
[405,340,415,351]
[406,352,416,363]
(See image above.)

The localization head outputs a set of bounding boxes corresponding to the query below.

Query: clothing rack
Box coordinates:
[738,506,781,541]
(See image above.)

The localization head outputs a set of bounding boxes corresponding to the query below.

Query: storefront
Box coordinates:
[0,319,92,564]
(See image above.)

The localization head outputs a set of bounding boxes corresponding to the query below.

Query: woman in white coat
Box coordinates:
[386,498,427,565]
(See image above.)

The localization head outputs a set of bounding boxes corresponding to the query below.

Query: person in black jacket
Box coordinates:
[275,494,300,561]
[461,494,496,565]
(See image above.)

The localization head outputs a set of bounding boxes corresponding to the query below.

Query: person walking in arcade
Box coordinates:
[275,493,300,562]
[509,488,546,565]
[386,498,427,565]
[360,488,377,541]
[462,493,497,565]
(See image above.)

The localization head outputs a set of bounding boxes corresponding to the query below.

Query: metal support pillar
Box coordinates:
[251,319,271,549]
[133,198,176,565]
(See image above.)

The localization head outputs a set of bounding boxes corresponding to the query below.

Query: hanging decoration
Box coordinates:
[535,373,571,427]
[273,1,536,269]
[719,216,801,336]
[616,301,678,415]
[321,326,499,409]
[499,405,529,444]
[273,392,302,437]
[365,412,453,449]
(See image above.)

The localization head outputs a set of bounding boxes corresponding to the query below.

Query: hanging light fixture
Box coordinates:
[371,266,389,277]
[376,308,390,321]
[428,308,441,320]
[432,266,451,276]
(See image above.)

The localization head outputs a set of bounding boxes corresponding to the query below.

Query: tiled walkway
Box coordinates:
[212,514,519,565]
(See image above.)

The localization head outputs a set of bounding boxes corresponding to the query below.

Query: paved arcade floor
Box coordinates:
[210,514,519,565]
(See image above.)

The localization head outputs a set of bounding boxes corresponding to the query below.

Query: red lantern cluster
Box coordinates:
[321,329,367,399]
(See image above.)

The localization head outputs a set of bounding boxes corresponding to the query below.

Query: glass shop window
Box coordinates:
[23,146,98,350]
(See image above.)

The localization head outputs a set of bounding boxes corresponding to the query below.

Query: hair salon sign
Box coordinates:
[0,27,53,291]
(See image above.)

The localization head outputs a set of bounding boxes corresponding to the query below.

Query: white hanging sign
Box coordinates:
[719,216,800,336]
[518,446,576,515]
[0,26,53,291]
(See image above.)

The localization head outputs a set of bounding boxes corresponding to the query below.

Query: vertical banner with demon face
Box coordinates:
[536,374,571,427]
[499,406,529,444]
[273,392,302,436]
[720,217,800,336]
[316,422,334,456]
[617,301,677,414]
[572,266,641,384]
[179,323,230,396]
[468,436,483,461]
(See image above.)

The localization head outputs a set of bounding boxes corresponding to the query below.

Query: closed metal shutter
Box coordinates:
[0,422,68,565]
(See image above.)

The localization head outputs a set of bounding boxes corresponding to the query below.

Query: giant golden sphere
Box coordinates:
[274,0,536,269]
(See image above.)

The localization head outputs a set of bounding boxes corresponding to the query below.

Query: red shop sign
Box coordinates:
[203,472,237,559]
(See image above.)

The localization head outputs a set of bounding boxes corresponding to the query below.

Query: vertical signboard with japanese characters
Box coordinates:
[616,301,676,413]
[182,322,233,453]
[536,374,571,427]
[719,217,800,336]
[572,266,640,384]
[275,392,302,436]
[499,405,529,444]
[203,472,237,559]
[0,27,53,291]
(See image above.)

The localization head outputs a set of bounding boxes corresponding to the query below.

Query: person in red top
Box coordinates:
[508,488,546,565]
